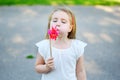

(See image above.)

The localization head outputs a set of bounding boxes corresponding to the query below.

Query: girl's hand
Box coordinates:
[45,57,54,71]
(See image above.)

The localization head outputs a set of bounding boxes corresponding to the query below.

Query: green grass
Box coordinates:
[0,0,120,6]
[26,54,34,59]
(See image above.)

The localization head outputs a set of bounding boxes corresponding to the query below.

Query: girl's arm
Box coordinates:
[76,56,87,80]
[35,53,54,73]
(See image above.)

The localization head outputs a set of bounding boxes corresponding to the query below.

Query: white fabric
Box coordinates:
[35,39,87,80]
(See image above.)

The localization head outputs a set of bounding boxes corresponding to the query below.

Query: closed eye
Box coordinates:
[61,19,67,24]
[53,20,57,22]
[52,18,57,22]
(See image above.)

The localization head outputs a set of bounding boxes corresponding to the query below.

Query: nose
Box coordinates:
[56,20,61,27]
[55,25,60,31]
[56,25,60,28]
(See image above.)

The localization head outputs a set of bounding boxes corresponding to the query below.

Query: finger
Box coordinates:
[47,62,54,66]
[48,65,54,69]
[47,60,54,63]
[48,57,54,60]
[47,63,54,67]
[47,58,54,62]
[48,63,54,66]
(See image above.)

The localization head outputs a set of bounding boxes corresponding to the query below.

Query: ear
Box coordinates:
[68,25,73,32]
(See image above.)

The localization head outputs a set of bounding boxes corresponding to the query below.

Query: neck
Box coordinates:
[51,36,72,49]
[51,36,69,44]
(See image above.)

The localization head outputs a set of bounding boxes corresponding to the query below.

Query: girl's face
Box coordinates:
[50,11,72,37]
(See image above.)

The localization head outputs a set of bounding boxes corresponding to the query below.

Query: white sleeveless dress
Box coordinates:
[35,39,87,80]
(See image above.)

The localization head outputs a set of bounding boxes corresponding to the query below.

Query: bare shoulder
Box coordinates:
[77,56,84,63]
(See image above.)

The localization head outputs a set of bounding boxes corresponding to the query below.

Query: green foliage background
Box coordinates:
[0,0,120,6]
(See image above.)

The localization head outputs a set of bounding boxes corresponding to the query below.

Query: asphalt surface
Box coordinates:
[0,6,120,80]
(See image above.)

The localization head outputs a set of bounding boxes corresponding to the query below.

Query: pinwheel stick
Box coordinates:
[49,38,52,57]
[48,26,59,57]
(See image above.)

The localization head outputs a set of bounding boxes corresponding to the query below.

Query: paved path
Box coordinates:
[0,6,120,80]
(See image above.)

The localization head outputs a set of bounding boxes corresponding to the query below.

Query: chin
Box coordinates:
[58,35,62,38]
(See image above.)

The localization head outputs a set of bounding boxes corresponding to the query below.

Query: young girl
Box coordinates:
[35,7,87,80]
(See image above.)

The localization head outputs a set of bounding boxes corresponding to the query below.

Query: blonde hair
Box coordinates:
[46,7,76,39]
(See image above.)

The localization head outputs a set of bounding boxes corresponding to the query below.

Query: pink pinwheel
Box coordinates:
[48,26,59,57]
[48,26,59,40]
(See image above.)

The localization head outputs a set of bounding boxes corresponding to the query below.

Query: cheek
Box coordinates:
[50,22,55,29]
[61,25,70,32]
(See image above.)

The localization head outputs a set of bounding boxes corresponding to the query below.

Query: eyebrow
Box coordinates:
[53,17,67,21]
[61,18,66,20]
[52,17,57,20]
